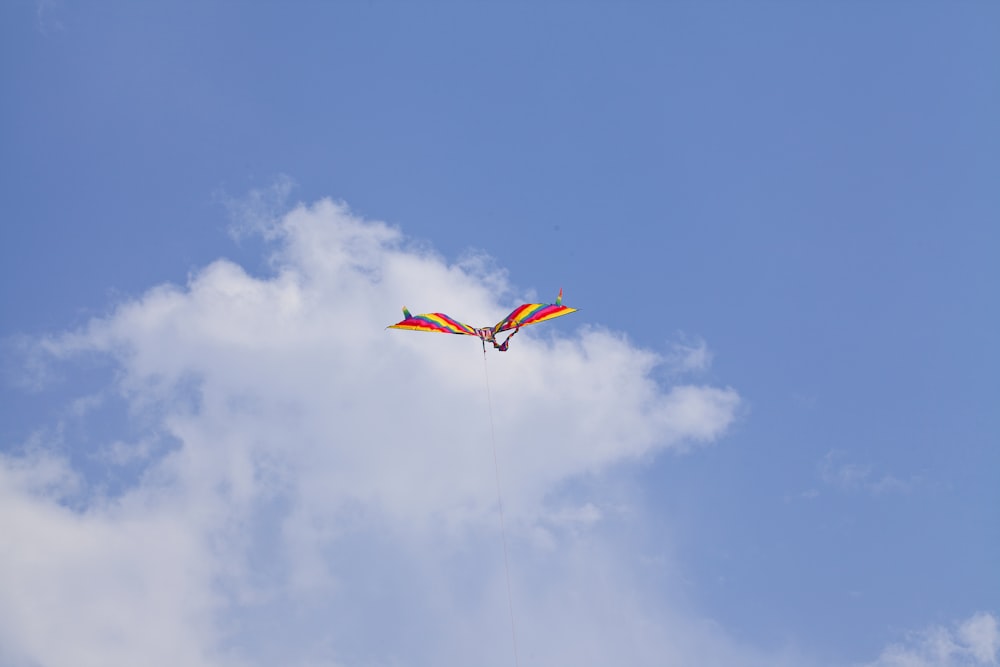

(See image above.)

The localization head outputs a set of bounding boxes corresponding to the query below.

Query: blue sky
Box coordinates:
[2,3,998,666]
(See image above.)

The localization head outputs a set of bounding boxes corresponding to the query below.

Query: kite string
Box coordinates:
[482,348,521,667]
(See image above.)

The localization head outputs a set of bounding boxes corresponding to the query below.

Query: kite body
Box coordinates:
[388,289,576,352]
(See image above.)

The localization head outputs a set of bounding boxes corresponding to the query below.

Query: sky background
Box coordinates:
[2,2,998,666]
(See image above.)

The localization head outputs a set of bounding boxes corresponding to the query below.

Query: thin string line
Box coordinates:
[482,347,520,667]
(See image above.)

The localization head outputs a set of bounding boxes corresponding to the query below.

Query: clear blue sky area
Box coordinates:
[2,3,998,666]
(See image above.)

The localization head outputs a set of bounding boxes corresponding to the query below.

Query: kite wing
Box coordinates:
[493,288,577,333]
[388,307,479,336]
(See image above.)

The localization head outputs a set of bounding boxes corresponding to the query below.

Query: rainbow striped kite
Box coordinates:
[388,288,577,352]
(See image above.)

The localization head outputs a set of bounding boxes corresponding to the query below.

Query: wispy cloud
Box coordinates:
[820,450,922,496]
[664,334,714,375]
[864,612,999,667]
[35,0,65,35]
[218,175,297,243]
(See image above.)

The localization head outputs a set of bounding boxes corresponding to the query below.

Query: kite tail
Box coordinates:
[556,288,563,306]
[494,327,519,352]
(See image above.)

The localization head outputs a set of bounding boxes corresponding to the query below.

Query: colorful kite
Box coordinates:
[388,288,577,352]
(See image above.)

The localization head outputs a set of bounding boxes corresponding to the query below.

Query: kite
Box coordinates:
[388,288,577,352]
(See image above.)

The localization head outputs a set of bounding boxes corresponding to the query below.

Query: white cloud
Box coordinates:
[865,612,999,667]
[7,195,919,666]
[0,450,226,667]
